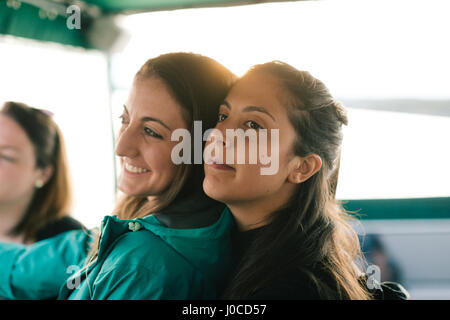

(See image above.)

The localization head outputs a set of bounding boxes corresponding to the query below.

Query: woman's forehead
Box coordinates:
[226,73,288,114]
[0,115,30,148]
[126,77,188,129]
[130,78,179,108]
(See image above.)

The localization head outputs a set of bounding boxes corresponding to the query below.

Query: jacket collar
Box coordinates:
[151,191,225,229]
[97,192,229,258]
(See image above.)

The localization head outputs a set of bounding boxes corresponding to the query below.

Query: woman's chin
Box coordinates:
[117,182,144,198]
[202,176,230,203]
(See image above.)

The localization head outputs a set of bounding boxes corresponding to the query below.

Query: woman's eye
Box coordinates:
[217,113,227,122]
[144,127,162,139]
[245,120,264,130]
[119,115,129,124]
[0,154,15,162]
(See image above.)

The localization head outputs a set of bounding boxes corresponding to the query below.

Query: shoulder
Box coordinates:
[102,230,197,274]
[35,216,85,242]
[91,262,200,299]
[248,268,338,300]
[249,274,320,300]
[93,231,204,299]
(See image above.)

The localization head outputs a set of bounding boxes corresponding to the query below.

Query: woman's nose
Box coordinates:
[115,125,139,158]
[209,125,237,150]
[208,128,226,146]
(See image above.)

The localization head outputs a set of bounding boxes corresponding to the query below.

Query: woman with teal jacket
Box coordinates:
[0,52,236,300]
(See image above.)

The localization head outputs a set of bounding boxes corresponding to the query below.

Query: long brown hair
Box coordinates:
[222,61,371,300]
[1,101,72,243]
[115,52,236,219]
[87,53,236,261]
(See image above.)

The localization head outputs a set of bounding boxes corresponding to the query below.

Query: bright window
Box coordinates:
[0,37,115,228]
[111,0,450,200]
[337,108,450,199]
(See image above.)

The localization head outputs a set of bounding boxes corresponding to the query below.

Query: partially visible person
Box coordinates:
[360,234,403,283]
[0,101,84,244]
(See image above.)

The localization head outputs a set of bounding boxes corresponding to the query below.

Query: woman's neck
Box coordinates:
[0,200,30,244]
[227,202,271,231]
[227,196,290,232]
[227,183,297,232]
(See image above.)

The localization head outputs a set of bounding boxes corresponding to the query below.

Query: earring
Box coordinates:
[35,180,44,189]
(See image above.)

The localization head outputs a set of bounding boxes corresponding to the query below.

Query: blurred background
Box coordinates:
[1,0,449,299]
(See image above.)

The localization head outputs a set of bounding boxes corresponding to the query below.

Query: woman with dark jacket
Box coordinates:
[203,61,408,299]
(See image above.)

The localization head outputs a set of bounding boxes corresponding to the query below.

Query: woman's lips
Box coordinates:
[123,162,151,175]
[207,161,235,171]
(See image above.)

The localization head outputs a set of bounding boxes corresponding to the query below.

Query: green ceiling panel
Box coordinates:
[0,0,300,50]
[343,197,450,220]
[0,1,90,48]
[84,0,249,13]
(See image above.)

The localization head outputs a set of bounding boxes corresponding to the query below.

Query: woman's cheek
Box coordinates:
[0,165,33,198]
[147,143,179,180]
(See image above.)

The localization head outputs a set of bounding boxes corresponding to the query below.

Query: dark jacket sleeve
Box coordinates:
[35,216,85,242]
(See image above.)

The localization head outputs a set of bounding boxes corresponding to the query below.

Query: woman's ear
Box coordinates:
[287,154,322,184]
[36,166,54,188]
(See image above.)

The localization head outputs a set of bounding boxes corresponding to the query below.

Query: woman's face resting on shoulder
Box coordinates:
[115,76,188,198]
[203,70,322,230]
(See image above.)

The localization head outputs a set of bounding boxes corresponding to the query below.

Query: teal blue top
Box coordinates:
[0,196,234,300]
[0,229,92,299]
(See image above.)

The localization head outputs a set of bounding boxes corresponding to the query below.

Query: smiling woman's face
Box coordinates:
[115,77,188,198]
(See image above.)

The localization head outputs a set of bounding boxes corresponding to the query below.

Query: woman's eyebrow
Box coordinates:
[123,104,171,131]
[141,116,171,131]
[220,100,232,110]
[221,100,276,122]
[243,106,276,122]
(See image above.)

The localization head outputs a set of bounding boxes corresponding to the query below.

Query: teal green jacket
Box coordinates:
[0,229,92,299]
[0,196,234,300]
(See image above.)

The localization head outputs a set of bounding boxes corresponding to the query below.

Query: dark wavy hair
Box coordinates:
[222,61,371,300]
[1,101,72,242]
